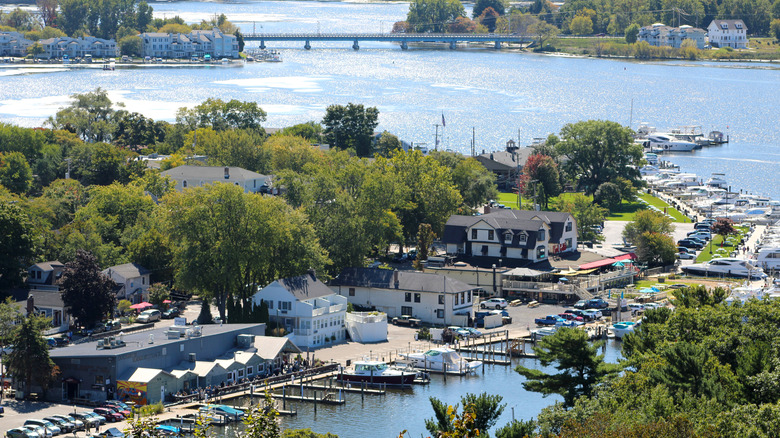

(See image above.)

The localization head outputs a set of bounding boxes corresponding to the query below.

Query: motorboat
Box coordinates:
[611,321,640,339]
[682,258,767,279]
[756,247,780,270]
[644,134,697,152]
[705,173,728,189]
[338,360,418,385]
[399,347,482,374]
[530,326,557,341]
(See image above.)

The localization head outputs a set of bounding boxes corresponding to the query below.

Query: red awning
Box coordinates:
[578,253,637,270]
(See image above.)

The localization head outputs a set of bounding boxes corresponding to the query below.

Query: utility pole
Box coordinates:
[433,124,441,150]
[471,127,475,157]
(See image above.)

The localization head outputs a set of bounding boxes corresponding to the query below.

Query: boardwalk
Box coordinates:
[242,32,534,50]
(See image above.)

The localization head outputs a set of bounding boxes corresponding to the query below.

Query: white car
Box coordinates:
[682,258,767,279]
[137,309,161,323]
[480,298,508,309]
[677,252,695,260]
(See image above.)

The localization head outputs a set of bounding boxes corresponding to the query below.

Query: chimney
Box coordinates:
[393,270,399,289]
[490,153,494,160]
[224,167,230,179]
[27,295,34,314]
[308,268,317,280]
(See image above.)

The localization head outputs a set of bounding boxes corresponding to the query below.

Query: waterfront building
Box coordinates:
[0,31,32,56]
[139,28,239,59]
[707,19,748,49]
[252,272,348,348]
[638,23,706,49]
[474,140,534,190]
[442,209,578,266]
[160,165,271,193]
[102,263,151,304]
[37,36,118,59]
[330,268,476,326]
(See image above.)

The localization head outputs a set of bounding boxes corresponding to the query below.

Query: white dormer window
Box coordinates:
[504,233,512,243]
[518,232,527,243]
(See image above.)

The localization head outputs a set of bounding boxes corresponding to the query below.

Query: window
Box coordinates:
[349,287,355,296]
[247,366,253,376]
[437,309,445,318]
[566,238,573,249]
[405,293,411,302]
[565,222,572,232]
[488,230,494,240]
[438,294,445,305]
[519,233,527,243]
[454,294,459,305]
[471,229,477,240]
[414,293,421,303]
[537,246,546,259]
[183,180,187,188]
[461,292,465,304]
[538,229,545,241]
[95,375,104,385]
[401,306,413,315]
[268,300,273,310]
[504,233,512,243]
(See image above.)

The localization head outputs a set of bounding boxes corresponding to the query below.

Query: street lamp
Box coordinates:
[492,264,497,295]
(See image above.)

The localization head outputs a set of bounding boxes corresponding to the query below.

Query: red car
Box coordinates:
[93,408,123,422]
[558,313,585,322]
[103,403,131,418]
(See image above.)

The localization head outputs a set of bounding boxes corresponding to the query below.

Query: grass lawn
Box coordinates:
[496,192,522,209]
[636,193,690,223]
[695,226,749,262]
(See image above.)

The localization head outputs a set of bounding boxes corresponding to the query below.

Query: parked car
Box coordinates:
[96,427,124,438]
[447,326,471,339]
[678,239,704,250]
[51,415,83,431]
[677,252,695,260]
[558,313,584,322]
[104,319,122,331]
[137,309,161,324]
[392,253,408,263]
[563,309,593,321]
[93,408,122,423]
[573,300,588,309]
[586,298,609,309]
[7,428,37,438]
[535,315,566,326]
[464,327,483,338]
[103,403,130,417]
[480,298,508,309]
[44,417,73,433]
[25,420,60,436]
[581,309,602,320]
[628,303,645,314]
[677,246,694,254]
[162,307,180,319]
[71,412,101,427]
[21,426,49,438]
[392,315,421,327]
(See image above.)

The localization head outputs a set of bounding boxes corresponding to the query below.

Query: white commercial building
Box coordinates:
[37,36,118,59]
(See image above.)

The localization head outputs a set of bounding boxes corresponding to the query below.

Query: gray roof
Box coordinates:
[104,263,149,279]
[475,149,534,170]
[710,19,746,30]
[30,261,63,271]
[49,323,263,358]
[330,268,474,294]
[442,209,573,247]
[28,291,65,308]
[277,273,333,301]
[161,165,267,182]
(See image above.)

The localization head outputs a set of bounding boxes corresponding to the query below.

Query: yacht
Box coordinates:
[682,258,767,279]
[338,360,419,385]
[705,173,728,189]
[398,347,482,374]
[756,247,780,271]
[644,134,697,152]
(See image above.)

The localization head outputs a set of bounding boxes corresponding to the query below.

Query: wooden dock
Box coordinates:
[270,392,346,405]
[301,382,385,395]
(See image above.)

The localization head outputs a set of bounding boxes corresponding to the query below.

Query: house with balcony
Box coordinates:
[442,209,577,267]
[139,28,238,59]
[0,31,32,56]
[329,268,476,326]
[252,271,348,348]
[707,19,748,49]
[638,23,706,49]
[37,36,117,59]
[102,263,150,304]
[160,166,271,193]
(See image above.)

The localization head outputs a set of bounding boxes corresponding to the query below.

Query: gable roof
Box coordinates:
[443,209,573,245]
[274,273,334,301]
[330,268,474,294]
[160,165,267,182]
[253,336,300,360]
[119,367,174,383]
[104,263,150,279]
[28,291,65,308]
[30,261,64,271]
[709,19,747,30]
[475,149,534,170]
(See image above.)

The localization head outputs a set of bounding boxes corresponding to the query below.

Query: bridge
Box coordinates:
[242,33,534,50]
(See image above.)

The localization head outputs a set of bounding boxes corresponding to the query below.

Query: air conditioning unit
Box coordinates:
[96,339,105,349]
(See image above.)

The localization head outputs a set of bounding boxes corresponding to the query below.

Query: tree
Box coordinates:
[529,21,559,47]
[60,249,117,328]
[176,98,267,133]
[49,88,119,143]
[375,131,402,157]
[119,35,142,56]
[236,29,245,52]
[495,419,537,438]
[622,210,673,245]
[556,120,642,195]
[136,1,153,32]
[417,223,435,262]
[473,0,506,17]
[520,154,561,210]
[27,41,44,57]
[243,393,281,438]
[0,202,38,290]
[197,298,214,324]
[451,157,498,209]
[322,103,379,157]
[550,193,606,243]
[281,430,338,438]
[0,152,33,194]
[425,393,505,436]
[6,313,59,397]
[636,231,677,267]
[147,283,171,307]
[570,14,594,35]
[772,19,780,41]
[449,16,478,33]
[711,217,736,241]
[58,0,88,36]
[279,122,322,142]
[37,0,59,27]
[593,181,622,210]
[625,23,639,43]
[407,0,466,32]
[515,327,621,408]
[478,7,500,32]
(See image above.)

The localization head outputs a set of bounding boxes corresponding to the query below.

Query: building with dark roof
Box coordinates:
[330,268,477,326]
[102,263,150,304]
[442,209,577,267]
[160,165,271,193]
[474,141,535,190]
[252,272,348,348]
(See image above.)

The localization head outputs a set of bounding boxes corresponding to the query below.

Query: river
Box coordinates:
[1,1,778,198]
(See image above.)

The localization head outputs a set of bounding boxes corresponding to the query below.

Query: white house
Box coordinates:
[638,23,706,49]
[707,19,748,49]
[442,209,577,265]
[139,27,239,59]
[160,166,271,193]
[252,272,348,349]
[102,263,151,303]
[37,36,118,59]
[0,31,32,56]
[20,292,72,335]
[329,268,477,326]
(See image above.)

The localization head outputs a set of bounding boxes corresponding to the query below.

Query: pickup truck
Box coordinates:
[392,315,421,327]
[535,315,565,326]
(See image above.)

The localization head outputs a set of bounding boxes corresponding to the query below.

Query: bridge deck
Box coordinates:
[242,33,531,43]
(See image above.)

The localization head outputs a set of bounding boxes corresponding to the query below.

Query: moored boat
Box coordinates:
[611,321,640,339]
[398,347,482,374]
[338,360,418,385]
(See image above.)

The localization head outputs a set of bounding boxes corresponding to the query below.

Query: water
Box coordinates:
[0,1,778,197]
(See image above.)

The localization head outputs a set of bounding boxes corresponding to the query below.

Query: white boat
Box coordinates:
[644,134,697,152]
[338,360,418,385]
[531,326,557,341]
[398,347,482,374]
[756,247,780,270]
[705,173,728,189]
[682,258,767,279]
[611,321,640,339]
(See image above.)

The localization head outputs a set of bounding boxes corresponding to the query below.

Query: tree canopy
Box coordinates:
[60,249,117,328]
[6,312,59,398]
[321,103,379,157]
[407,0,466,32]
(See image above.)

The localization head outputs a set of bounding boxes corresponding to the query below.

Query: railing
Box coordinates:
[242,32,532,41]
[346,312,387,324]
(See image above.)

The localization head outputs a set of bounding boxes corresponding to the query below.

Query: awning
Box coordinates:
[578,253,637,270]
[552,268,599,276]
[130,302,152,310]
[504,267,551,278]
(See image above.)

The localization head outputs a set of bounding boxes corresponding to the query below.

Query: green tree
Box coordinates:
[495,419,537,438]
[556,120,642,195]
[279,121,323,142]
[417,223,436,262]
[26,41,44,57]
[147,283,171,307]
[550,193,606,243]
[473,0,506,17]
[0,202,38,290]
[593,181,622,210]
[33,143,64,188]
[516,328,620,408]
[570,14,594,35]
[451,157,498,209]
[49,88,119,143]
[197,298,214,324]
[119,35,142,57]
[622,209,673,245]
[407,0,466,32]
[0,151,33,194]
[649,341,737,401]
[529,21,559,47]
[711,217,736,244]
[60,249,117,328]
[243,392,281,438]
[176,98,267,133]
[6,313,59,397]
[375,131,402,157]
[625,23,639,43]
[322,103,379,157]
[136,1,154,32]
[636,231,677,267]
[281,430,338,438]
[771,18,780,41]
[425,393,506,436]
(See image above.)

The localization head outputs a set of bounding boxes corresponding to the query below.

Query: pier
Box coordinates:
[242,32,533,50]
